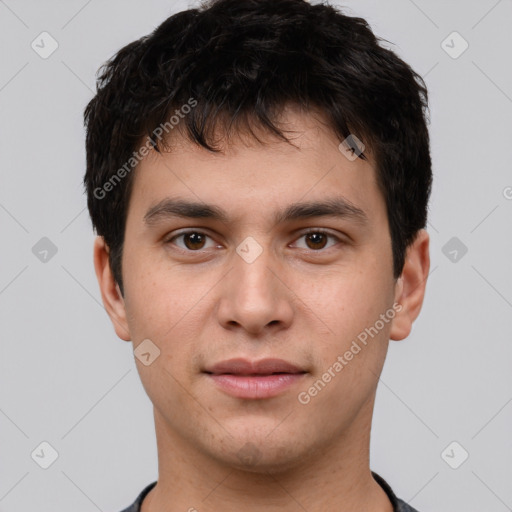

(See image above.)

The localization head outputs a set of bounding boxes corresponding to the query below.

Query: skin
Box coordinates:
[94,105,430,512]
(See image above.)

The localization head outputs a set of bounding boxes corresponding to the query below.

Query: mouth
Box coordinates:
[204,357,306,375]
[203,358,308,399]
[206,372,303,376]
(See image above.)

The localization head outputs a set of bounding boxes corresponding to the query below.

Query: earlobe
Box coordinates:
[93,236,131,341]
[390,229,430,341]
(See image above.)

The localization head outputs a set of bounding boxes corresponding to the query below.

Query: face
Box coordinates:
[95,106,428,473]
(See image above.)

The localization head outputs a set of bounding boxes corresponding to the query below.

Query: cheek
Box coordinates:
[122,248,184,336]
[302,264,386,324]
[125,283,200,414]
[294,262,393,368]
[123,263,207,377]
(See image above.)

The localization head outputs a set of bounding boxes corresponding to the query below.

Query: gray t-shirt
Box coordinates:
[119,471,420,511]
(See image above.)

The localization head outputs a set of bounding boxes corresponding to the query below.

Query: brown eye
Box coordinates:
[167,231,217,251]
[183,232,206,250]
[292,229,341,251]
[305,232,328,250]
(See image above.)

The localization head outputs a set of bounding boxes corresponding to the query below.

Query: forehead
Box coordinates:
[126,107,385,229]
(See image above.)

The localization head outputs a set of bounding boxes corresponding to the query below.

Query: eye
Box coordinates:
[166,230,219,251]
[291,229,342,251]
[165,229,343,253]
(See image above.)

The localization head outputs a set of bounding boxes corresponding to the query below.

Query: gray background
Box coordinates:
[1,0,511,511]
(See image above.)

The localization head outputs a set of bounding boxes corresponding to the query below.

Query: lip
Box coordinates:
[203,358,307,399]
[204,357,305,375]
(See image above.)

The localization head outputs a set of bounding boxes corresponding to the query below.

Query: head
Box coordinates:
[86,0,431,472]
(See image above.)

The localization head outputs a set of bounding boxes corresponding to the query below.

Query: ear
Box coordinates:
[93,236,131,341]
[390,229,430,341]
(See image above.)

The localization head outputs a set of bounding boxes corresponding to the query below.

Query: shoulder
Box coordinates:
[396,497,421,512]
[371,471,421,512]
[118,481,157,512]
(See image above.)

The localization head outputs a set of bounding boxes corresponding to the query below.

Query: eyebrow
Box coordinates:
[143,196,368,227]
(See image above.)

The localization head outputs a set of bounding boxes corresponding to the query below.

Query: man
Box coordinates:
[84,0,431,510]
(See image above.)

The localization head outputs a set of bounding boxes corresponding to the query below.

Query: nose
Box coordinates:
[216,244,294,336]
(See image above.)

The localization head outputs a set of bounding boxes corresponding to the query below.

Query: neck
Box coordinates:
[142,396,393,512]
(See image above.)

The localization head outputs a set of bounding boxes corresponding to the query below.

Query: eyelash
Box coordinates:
[165,228,343,253]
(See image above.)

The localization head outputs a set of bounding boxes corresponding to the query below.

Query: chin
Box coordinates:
[215,437,307,475]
